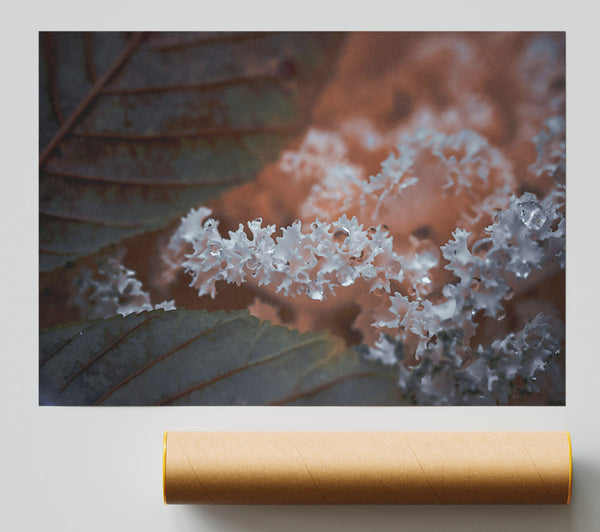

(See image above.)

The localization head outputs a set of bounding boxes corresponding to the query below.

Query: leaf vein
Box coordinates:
[156,336,326,405]
[39,32,147,167]
[60,314,158,392]
[268,371,376,405]
[94,315,244,405]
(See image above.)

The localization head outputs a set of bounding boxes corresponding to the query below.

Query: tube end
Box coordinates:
[163,431,168,505]
[566,431,572,505]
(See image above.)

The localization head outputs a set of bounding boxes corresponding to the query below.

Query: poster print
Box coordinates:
[39,32,565,406]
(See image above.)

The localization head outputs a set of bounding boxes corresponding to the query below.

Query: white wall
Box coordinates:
[2,2,599,530]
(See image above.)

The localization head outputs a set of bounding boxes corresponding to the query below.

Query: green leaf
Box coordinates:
[39,309,404,406]
[39,32,345,271]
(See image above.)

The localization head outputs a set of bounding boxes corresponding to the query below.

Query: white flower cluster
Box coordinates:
[381,313,563,405]
[371,185,565,363]
[167,208,407,300]
[71,253,174,320]
[302,128,514,228]
[279,128,352,182]
[165,122,565,405]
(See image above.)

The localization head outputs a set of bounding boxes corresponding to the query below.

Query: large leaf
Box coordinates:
[39,32,345,271]
[39,309,404,406]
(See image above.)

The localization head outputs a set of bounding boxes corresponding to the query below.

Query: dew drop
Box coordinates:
[470,277,481,291]
[518,199,547,230]
[258,236,275,254]
[503,287,514,300]
[208,240,222,256]
[386,262,402,278]
[307,284,324,301]
[497,308,506,320]
[366,226,377,239]
[333,227,350,244]
[272,258,286,272]
[336,266,356,287]
[246,257,259,271]
[514,262,530,279]
[203,219,215,231]
[349,249,366,265]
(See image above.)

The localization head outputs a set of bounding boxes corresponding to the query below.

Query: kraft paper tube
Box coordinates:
[163,431,572,505]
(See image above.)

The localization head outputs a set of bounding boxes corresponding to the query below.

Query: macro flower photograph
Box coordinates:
[39,31,565,406]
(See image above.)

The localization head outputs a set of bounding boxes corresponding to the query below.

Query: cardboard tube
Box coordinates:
[163,431,572,505]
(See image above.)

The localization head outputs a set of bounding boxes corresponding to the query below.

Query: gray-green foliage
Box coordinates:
[39,32,345,271]
[39,309,401,406]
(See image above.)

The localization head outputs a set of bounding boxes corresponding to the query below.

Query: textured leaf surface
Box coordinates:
[39,309,403,406]
[39,32,345,271]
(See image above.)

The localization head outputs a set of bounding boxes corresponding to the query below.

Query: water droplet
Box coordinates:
[246,257,259,271]
[307,284,324,301]
[333,227,350,244]
[470,277,481,291]
[272,258,287,272]
[208,240,222,256]
[349,249,366,265]
[258,236,274,254]
[367,226,377,239]
[336,266,356,287]
[503,287,514,300]
[386,262,402,278]
[371,240,384,252]
[514,262,530,279]
[421,276,432,285]
[311,222,319,230]
[203,219,215,230]
[531,376,537,382]
[497,308,506,320]
[518,199,547,230]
